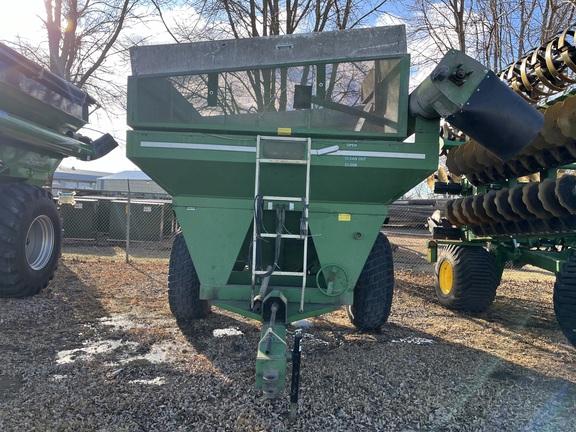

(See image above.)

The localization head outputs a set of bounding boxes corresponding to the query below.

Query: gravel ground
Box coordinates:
[1,255,575,431]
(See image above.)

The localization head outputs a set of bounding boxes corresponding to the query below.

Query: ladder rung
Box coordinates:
[254,271,306,277]
[259,158,308,164]
[260,233,304,239]
[262,195,304,202]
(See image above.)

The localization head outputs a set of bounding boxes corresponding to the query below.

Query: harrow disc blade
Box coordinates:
[462,196,482,225]
[452,199,472,226]
[538,178,571,218]
[482,190,505,222]
[557,96,576,138]
[452,146,469,175]
[494,189,522,221]
[522,182,553,219]
[556,174,576,213]
[533,148,562,168]
[471,193,492,224]
[462,141,486,172]
[445,200,461,227]
[539,103,571,147]
[508,184,534,219]
[445,148,461,175]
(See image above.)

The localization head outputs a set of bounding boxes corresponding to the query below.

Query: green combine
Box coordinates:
[126,25,542,415]
[0,42,117,298]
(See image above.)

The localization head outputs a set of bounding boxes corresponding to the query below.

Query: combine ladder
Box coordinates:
[251,135,312,313]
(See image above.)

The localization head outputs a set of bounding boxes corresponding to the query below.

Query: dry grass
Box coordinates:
[0,255,575,431]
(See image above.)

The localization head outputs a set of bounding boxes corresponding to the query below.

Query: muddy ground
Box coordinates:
[0,254,575,431]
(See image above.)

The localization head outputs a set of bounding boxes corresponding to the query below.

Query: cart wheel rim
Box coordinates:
[26,215,55,271]
[439,261,454,295]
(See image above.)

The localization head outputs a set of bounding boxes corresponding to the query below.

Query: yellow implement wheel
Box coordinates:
[438,261,454,295]
[434,245,499,312]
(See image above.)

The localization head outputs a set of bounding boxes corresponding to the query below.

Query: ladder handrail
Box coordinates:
[251,135,312,313]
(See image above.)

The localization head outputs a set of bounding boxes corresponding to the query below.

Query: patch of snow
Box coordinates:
[391,337,434,345]
[213,327,243,337]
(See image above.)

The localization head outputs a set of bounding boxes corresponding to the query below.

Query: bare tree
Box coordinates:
[7,0,155,111]
[152,0,390,42]
[147,1,392,114]
[394,0,576,74]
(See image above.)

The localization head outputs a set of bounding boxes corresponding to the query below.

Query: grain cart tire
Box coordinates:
[168,232,211,323]
[0,183,61,298]
[346,232,394,331]
[434,245,498,312]
[553,254,576,347]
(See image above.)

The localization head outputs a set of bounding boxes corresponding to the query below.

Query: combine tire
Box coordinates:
[346,233,394,331]
[168,232,210,323]
[435,245,498,312]
[553,254,576,347]
[0,183,61,298]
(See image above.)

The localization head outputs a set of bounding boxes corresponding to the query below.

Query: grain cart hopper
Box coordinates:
[427,24,576,349]
[126,25,542,413]
[0,42,118,298]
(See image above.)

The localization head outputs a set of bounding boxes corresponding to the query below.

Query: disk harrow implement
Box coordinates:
[428,24,576,350]
[126,26,541,417]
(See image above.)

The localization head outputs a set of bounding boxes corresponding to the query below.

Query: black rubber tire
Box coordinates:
[434,245,498,312]
[0,183,61,298]
[168,231,211,323]
[346,232,394,331]
[553,254,576,348]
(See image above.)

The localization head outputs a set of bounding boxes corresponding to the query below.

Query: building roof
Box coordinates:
[98,170,150,181]
[54,167,112,182]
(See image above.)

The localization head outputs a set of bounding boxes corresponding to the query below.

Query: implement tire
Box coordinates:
[168,232,210,323]
[346,232,394,331]
[0,183,61,298]
[435,244,498,312]
[553,254,576,347]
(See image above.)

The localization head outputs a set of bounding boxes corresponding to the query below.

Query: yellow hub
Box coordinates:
[438,261,454,295]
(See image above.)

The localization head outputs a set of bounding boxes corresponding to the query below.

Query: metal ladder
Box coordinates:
[251,135,312,313]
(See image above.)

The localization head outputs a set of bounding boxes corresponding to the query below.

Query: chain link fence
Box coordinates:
[55,184,444,272]
[55,186,177,261]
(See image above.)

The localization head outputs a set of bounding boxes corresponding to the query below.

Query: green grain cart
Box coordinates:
[126,25,542,414]
[0,42,117,298]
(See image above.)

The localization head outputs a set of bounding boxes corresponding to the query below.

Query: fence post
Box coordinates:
[126,178,131,263]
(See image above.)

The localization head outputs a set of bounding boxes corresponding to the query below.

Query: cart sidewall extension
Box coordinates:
[434,244,498,312]
[0,183,61,298]
[168,231,211,323]
[553,254,576,348]
[346,232,394,331]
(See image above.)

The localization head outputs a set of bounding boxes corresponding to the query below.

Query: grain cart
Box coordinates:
[426,24,576,349]
[126,25,542,413]
[0,42,117,298]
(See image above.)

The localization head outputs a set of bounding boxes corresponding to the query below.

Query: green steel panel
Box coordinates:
[308,212,386,292]
[0,143,61,186]
[174,204,253,288]
[127,123,438,205]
